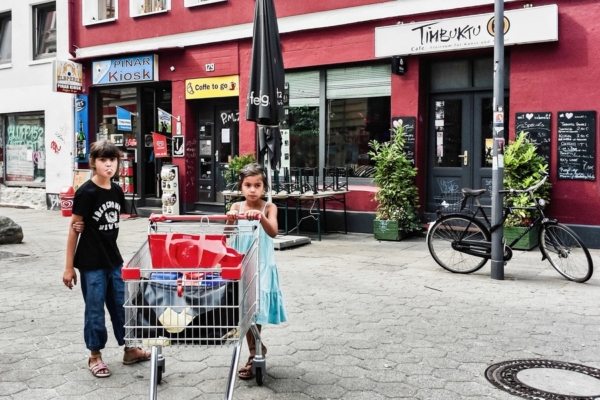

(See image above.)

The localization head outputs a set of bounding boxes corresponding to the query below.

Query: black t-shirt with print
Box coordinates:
[72,180,125,271]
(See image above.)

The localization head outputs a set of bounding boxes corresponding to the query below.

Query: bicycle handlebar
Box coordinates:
[499,171,548,196]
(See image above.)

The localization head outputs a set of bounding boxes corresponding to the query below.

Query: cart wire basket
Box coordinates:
[434,192,466,213]
[122,214,263,400]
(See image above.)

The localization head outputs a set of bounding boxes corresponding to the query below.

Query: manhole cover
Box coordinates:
[0,251,27,260]
[486,359,600,399]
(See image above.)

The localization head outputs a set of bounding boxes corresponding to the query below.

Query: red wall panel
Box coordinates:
[510,1,600,226]
[72,0,388,49]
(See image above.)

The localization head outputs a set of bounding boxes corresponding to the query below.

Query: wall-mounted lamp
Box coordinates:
[391,56,407,76]
[170,66,175,72]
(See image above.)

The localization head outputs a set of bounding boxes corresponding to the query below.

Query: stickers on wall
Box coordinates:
[435,101,445,164]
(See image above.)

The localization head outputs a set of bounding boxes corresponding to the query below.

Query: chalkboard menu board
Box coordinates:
[557,111,596,181]
[392,116,416,165]
[515,112,551,165]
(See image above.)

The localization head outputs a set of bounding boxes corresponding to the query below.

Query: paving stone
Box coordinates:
[302,383,347,399]
[1,208,600,399]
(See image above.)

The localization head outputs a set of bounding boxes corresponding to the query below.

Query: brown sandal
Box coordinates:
[123,347,151,365]
[238,355,255,380]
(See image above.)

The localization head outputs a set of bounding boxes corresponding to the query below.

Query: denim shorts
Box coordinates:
[79,264,125,351]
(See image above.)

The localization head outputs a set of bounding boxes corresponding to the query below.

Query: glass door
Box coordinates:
[427,92,507,212]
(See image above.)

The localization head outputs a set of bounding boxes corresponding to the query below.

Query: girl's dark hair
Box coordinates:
[89,140,122,176]
[238,162,269,190]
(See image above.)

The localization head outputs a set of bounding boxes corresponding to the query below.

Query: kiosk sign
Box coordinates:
[92,55,159,85]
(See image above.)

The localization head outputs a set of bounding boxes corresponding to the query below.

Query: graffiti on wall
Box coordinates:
[6,124,44,149]
[46,193,61,210]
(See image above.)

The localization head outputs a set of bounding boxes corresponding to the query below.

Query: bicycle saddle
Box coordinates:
[461,188,487,196]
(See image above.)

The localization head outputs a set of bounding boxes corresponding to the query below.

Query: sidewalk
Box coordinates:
[1,208,600,399]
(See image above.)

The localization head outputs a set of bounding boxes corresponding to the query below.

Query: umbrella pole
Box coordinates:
[267,160,273,203]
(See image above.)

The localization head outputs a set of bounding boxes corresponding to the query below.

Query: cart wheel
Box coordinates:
[157,353,165,385]
[157,367,163,384]
[255,367,264,386]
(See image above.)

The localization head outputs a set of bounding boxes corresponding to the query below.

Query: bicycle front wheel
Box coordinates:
[539,223,593,283]
[427,214,491,274]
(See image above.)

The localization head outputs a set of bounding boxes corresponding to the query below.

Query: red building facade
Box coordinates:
[70,0,600,246]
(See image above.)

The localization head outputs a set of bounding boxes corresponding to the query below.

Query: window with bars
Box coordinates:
[0,12,11,64]
[33,3,56,60]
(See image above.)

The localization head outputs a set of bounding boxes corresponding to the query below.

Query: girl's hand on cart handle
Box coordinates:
[243,210,262,221]
[226,209,240,221]
[63,267,77,290]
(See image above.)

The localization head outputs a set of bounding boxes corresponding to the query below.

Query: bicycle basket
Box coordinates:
[434,192,465,213]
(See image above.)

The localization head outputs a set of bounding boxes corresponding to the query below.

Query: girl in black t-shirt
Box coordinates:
[63,140,150,378]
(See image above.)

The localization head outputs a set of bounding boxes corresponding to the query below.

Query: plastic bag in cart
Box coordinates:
[132,278,239,344]
[148,233,243,269]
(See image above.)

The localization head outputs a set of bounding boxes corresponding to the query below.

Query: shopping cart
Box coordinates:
[122,214,263,400]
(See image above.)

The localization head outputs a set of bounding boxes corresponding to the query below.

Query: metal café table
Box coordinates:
[220,189,349,241]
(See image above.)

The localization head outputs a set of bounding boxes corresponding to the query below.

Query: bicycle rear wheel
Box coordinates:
[427,214,491,274]
[539,223,593,283]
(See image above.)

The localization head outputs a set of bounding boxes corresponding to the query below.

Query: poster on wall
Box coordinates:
[5,145,34,181]
[75,95,89,163]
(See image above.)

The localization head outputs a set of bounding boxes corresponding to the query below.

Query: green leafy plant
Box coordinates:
[503,131,552,227]
[225,153,257,187]
[368,125,420,232]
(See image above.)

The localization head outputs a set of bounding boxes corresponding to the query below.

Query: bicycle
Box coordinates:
[426,172,594,283]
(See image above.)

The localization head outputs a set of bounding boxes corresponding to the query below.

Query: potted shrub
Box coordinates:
[369,123,420,240]
[503,131,552,250]
[224,153,257,191]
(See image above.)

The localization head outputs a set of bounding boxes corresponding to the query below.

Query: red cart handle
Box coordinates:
[149,213,260,223]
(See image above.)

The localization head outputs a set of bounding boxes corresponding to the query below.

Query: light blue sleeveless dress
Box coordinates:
[234,201,287,325]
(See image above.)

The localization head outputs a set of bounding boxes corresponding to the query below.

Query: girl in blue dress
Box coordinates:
[226,163,287,380]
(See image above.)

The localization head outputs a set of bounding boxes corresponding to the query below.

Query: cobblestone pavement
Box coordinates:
[1,208,600,399]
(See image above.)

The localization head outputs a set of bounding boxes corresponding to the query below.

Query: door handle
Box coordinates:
[457,150,468,166]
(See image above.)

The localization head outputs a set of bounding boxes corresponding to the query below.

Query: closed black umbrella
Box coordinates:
[246,0,285,181]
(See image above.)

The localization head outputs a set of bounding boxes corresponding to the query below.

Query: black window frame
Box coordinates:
[0,11,11,64]
[32,2,56,60]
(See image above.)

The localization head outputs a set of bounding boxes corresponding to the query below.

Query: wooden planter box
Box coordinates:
[504,226,539,250]
[374,220,410,241]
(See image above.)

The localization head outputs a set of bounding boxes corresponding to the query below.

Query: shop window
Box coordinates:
[327,97,390,178]
[288,106,319,169]
[2,113,46,185]
[0,12,11,65]
[33,2,56,60]
[97,88,138,194]
[286,71,320,169]
[82,0,117,26]
[430,57,510,91]
[130,0,171,17]
[326,65,390,178]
